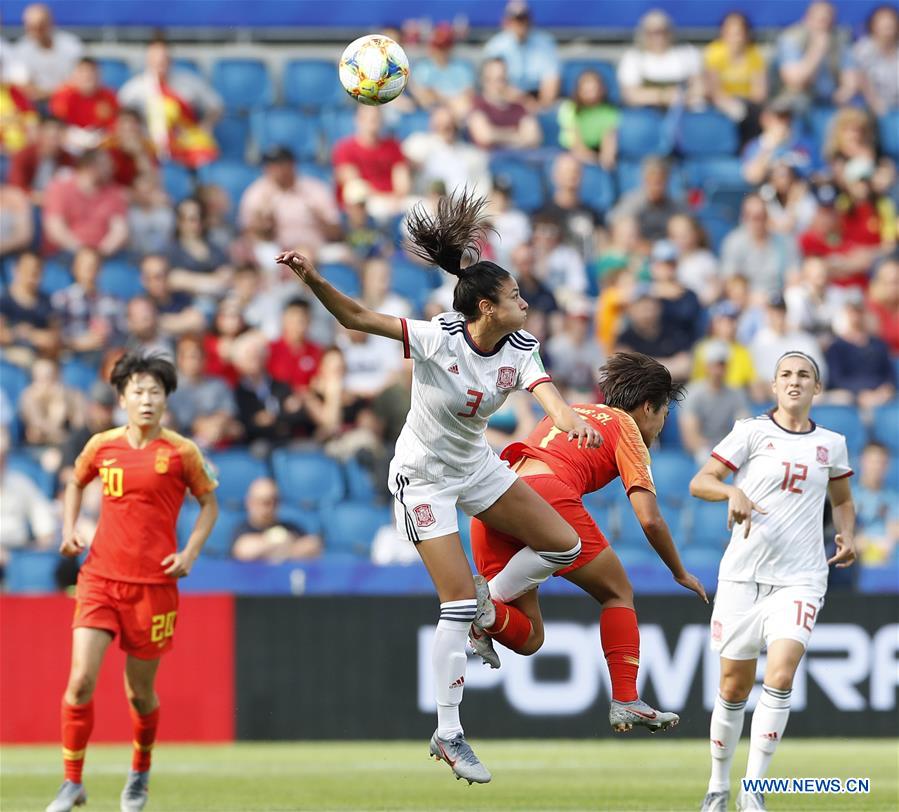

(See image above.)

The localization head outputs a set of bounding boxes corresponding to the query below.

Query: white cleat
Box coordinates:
[46,781,87,812]
[468,625,501,669]
[472,575,495,630]
[700,790,730,811]
[428,730,492,784]
[608,698,680,734]
[736,789,767,811]
[120,769,150,812]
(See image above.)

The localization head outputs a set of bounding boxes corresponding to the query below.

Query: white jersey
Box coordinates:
[394,312,551,480]
[711,413,852,592]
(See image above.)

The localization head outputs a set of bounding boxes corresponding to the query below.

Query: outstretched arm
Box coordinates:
[276,251,403,341]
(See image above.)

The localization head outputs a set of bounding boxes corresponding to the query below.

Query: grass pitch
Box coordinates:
[2,739,896,811]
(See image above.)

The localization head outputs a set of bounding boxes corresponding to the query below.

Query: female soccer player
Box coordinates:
[276,189,599,784]
[470,353,708,732]
[690,351,856,812]
[46,353,219,812]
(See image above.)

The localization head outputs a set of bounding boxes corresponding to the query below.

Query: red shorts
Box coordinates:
[73,571,179,660]
[471,474,610,580]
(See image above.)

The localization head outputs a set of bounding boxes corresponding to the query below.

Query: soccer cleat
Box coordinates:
[472,575,495,630]
[700,790,730,811]
[468,625,501,669]
[608,698,680,734]
[736,790,767,811]
[120,769,150,812]
[45,781,87,812]
[428,730,492,785]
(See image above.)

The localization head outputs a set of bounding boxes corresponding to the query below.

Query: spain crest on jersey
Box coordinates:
[816,445,829,465]
[496,366,516,390]
[154,449,170,474]
[413,503,436,528]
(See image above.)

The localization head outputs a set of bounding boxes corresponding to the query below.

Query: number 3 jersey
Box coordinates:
[711,413,852,592]
[73,427,218,584]
[396,312,551,480]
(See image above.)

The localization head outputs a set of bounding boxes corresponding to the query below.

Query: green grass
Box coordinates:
[2,740,896,811]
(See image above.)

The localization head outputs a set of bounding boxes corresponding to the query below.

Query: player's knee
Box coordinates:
[718,678,751,704]
[66,672,97,704]
[518,625,544,655]
[764,669,795,692]
[125,685,156,714]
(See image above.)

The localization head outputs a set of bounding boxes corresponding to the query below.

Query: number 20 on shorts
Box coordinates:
[151,611,177,644]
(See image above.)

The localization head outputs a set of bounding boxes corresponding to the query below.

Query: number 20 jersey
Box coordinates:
[711,414,852,592]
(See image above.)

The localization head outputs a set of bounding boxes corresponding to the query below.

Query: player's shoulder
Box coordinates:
[735,413,774,435]
[433,311,465,332]
[159,428,203,457]
[83,426,127,454]
[809,422,848,447]
[505,328,539,354]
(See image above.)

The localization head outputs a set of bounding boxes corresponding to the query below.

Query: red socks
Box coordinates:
[485,600,533,652]
[600,606,640,702]
[62,700,94,783]
[130,706,160,772]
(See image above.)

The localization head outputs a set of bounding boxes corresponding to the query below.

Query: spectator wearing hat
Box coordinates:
[483,0,561,109]
[616,286,693,382]
[853,5,899,117]
[691,300,756,389]
[608,156,688,242]
[836,156,897,252]
[239,146,342,259]
[680,340,751,464]
[741,98,813,185]
[408,23,476,117]
[749,293,826,389]
[10,3,83,104]
[648,239,703,345]
[468,58,542,151]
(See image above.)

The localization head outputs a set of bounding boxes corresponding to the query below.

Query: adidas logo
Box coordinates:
[765,442,775,450]
[761,731,779,741]
[449,676,465,690]
[448,364,459,375]
[711,739,725,749]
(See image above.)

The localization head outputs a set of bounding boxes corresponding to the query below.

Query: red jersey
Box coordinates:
[73,427,218,584]
[267,337,323,391]
[49,85,118,130]
[501,404,655,498]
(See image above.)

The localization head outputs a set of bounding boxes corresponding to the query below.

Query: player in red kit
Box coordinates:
[46,353,218,812]
[471,353,708,732]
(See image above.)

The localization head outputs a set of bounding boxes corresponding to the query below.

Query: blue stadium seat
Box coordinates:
[172,57,203,76]
[616,108,668,159]
[213,114,250,161]
[391,109,431,142]
[40,260,73,295]
[871,401,899,452]
[0,360,30,404]
[879,109,899,159]
[615,500,647,545]
[886,455,899,491]
[197,161,261,218]
[205,449,270,509]
[178,500,245,557]
[696,208,735,254]
[560,59,620,104]
[578,163,617,214]
[160,162,195,203]
[5,549,59,593]
[323,108,358,151]
[344,458,378,501]
[651,450,695,505]
[684,501,730,547]
[325,501,391,557]
[279,504,323,535]
[616,160,684,197]
[657,407,683,449]
[212,59,273,112]
[319,263,360,297]
[489,158,545,212]
[683,157,747,189]
[804,106,836,155]
[61,358,98,393]
[95,57,132,90]
[678,111,739,157]
[390,261,434,311]
[682,544,724,570]
[810,404,867,453]
[300,163,333,185]
[537,108,561,147]
[251,108,320,161]
[616,545,658,569]
[7,451,55,497]
[98,258,142,300]
[283,59,348,109]
[271,450,345,508]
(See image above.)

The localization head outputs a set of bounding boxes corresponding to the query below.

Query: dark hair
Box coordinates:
[573,69,607,110]
[76,148,104,169]
[110,352,177,395]
[598,352,685,412]
[863,440,888,454]
[284,297,311,313]
[866,4,898,33]
[720,11,754,41]
[405,188,510,321]
[77,56,98,68]
[175,197,208,239]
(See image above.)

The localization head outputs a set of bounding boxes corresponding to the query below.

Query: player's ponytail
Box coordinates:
[405,187,510,321]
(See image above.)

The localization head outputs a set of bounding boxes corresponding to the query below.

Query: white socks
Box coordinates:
[433,599,477,739]
[708,694,747,793]
[487,540,582,602]
[745,685,791,781]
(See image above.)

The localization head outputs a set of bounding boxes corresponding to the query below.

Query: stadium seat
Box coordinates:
[879,109,899,160]
[677,111,739,157]
[5,549,60,593]
[319,263,360,297]
[683,157,747,190]
[390,261,434,311]
[343,458,378,501]
[0,360,30,404]
[615,500,647,545]
[7,451,56,498]
[810,404,867,453]
[696,208,735,254]
[61,358,98,393]
[681,545,724,570]
[650,450,695,506]
[95,57,132,90]
[616,545,658,569]
[160,162,195,203]
[271,450,345,508]
[214,114,250,161]
[489,158,545,212]
[560,59,620,104]
[578,163,617,214]
[391,109,431,142]
[40,260,73,295]
[616,160,684,197]
[282,59,349,109]
[536,108,561,147]
[172,57,203,76]
[251,108,320,162]
[325,501,391,557]
[197,161,261,218]
[886,455,899,491]
[279,504,323,535]
[684,501,730,547]
[871,401,899,452]
[211,58,273,112]
[98,258,143,300]
[804,106,836,155]
[657,407,683,449]
[323,108,358,151]
[205,450,270,509]
[616,108,668,159]
[178,501,245,557]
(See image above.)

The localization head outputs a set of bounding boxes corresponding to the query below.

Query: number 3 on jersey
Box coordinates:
[457,389,484,418]
[100,466,124,497]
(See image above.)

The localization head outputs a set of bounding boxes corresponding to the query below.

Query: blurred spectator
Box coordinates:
[592,215,645,288]
[49,57,118,152]
[835,158,896,254]
[124,296,174,360]
[775,1,858,109]
[196,183,234,252]
[760,160,818,236]
[531,214,587,305]
[128,172,176,256]
[749,293,826,386]
[545,298,603,396]
[557,69,619,169]
[618,9,704,109]
[408,23,476,117]
[595,267,637,355]
[721,194,800,299]
[99,108,158,187]
[467,58,541,151]
[231,477,322,562]
[824,107,895,197]
[485,178,531,270]
[402,106,490,197]
[8,115,73,202]
[296,346,357,443]
[167,335,241,449]
[19,357,84,446]
[616,287,693,381]
[231,207,282,287]
[51,247,125,355]
[853,4,899,116]
[360,256,411,319]
[166,197,233,297]
[42,148,129,257]
[539,154,600,262]
[723,273,766,346]
[0,183,34,256]
[854,442,899,566]
[119,38,221,168]
[667,213,720,305]
[824,297,895,408]
[648,239,703,345]
[691,300,756,390]
[784,255,846,344]
[204,297,248,387]
[232,264,293,341]
[10,3,83,104]
[238,146,341,257]
[508,242,557,315]
[0,252,59,362]
[338,326,404,403]
[680,340,751,464]
[704,12,767,143]
[340,178,391,263]
[267,299,324,393]
[333,106,411,219]
[483,0,561,109]
[0,64,38,153]
[139,253,206,337]
[867,259,899,355]
[609,156,688,242]
[59,380,116,477]
[741,99,812,185]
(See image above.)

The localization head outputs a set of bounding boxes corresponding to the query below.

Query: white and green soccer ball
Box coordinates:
[338,34,410,106]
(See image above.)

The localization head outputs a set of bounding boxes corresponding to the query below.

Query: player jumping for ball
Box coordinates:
[470,352,708,732]
[692,351,856,812]
[276,188,600,784]
[46,353,219,812]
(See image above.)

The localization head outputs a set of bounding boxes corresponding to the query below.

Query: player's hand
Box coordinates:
[827,534,856,568]
[275,250,320,285]
[59,533,86,557]
[675,571,709,603]
[727,489,766,539]
[162,551,196,578]
[567,420,602,449]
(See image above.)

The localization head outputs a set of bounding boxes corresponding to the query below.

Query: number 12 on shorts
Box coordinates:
[151,611,177,644]
[793,600,817,631]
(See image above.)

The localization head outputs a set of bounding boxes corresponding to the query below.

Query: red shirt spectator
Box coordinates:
[49,58,118,132]
[100,109,158,187]
[203,297,247,388]
[267,299,323,391]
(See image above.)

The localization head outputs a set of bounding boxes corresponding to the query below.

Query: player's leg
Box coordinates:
[120,655,162,812]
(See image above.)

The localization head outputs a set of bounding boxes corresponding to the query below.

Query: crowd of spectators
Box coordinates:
[1,1,897,578]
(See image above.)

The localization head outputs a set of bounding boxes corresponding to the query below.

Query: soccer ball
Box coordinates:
[338,34,409,106]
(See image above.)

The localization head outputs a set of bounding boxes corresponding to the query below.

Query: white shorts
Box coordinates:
[388,451,518,542]
[710,580,826,660]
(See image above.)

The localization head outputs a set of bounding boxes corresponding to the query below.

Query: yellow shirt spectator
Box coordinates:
[704,40,766,99]
[693,338,756,388]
